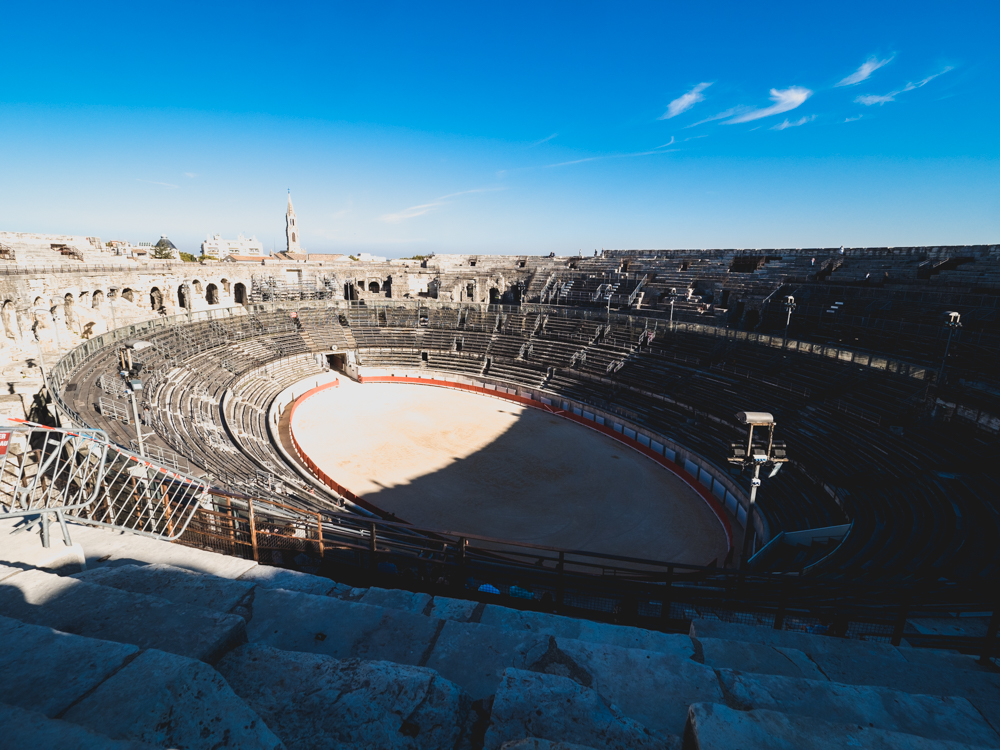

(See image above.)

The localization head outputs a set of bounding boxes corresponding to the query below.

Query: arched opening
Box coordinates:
[368,281,380,294]
[292,232,296,243]
[177,285,188,310]
[63,294,76,330]
[150,287,163,311]
[221,278,231,294]
[121,288,134,303]
[489,287,501,304]
[234,282,247,305]
[107,289,118,302]
[383,277,392,297]
[206,283,219,305]
[193,280,203,295]
[2,301,20,342]
[466,282,475,301]
[344,283,357,301]
[78,291,90,307]
[92,290,104,308]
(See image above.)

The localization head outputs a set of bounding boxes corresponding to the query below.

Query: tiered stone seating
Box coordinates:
[2,518,998,749]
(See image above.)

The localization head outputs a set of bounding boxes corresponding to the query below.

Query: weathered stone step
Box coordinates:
[75,562,257,613]
[0,615,283,749]
[690,618,982,672]
[216,643,475,750]
[483,668,678,750]
[0,567,246,662]
[246,586,717,737]
[690,619,1000,734]
[0,702,156,750]
[715,668,1000,747]
[684,702,994,750]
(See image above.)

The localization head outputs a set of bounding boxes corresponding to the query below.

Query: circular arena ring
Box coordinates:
[48,299,999,636]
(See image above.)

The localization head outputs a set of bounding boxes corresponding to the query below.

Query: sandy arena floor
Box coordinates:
[291,379,728,565]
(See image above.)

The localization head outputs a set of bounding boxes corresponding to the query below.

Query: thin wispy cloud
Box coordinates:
[771,115,816,130]
[855,66,953,106]
[725,87,812,124]
[657,136,676,148]
[379,187,504,224]
[183,172,197,179]
[137,179,178,189]
[659,82,712,120]
[844,114,864,123]
[529,133,558,147]
[545,148,675,169]
[836,56,894,87]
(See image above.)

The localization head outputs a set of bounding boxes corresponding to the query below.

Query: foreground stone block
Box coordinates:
[684,702,992,750]
[238,565,352,597]
[75,562,256,613]
[716,669,1000,746]
[0,614,139,717]
[483,668,677,750]
[0,702,155,750]
[695,636,827,680]
[247,586,441,664]
[500,740,598,750]
[63,649,284,750]
[0,568,246,663]
[361,586,434,614]
[218,643,473,750]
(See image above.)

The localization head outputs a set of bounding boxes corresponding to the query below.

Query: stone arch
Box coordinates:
[120,288,134,303]
[221,278,231,294]
[368,280,381,294]
[488,287,501,304]
[2,301,21,343]
[108,288,118,302]
[193,280,204,295]
[234,282,247,305]
[150,287,164,310]
[92,290,104,308]
[177,285,189,310]
[206,283,220,305]
[63,293,77,331]
[78,291,90,308]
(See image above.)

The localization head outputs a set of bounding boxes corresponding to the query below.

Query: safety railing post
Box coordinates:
[556,551,566,609]
[247,496,259,562]
[457,537,468,588]
[660,565,674,625]
[891,591,911,647]
[316,513,324,559]
[368,522,378,571]
[980,599,999,665]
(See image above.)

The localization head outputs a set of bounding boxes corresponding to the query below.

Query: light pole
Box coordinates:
[728,411,788,570]
[119,345,146,457]
[783,295,797,343]
[938,311,961,384]
[668,288,678,331]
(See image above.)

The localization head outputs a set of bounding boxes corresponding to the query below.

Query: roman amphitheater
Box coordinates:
[2,230,999,749]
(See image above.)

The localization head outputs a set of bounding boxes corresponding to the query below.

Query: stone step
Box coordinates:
[0,702,156,750]
[684,702,994,750]
[74,562,257,614]
[0,567,246,663]
[483,668,678,750]
[690,617,982,672]
[216,643,476,750]
[690,620,1000,734]
[498,741,598,750]
[246,586,717,737]
[714,668,1000,747]
[0,615,282,749]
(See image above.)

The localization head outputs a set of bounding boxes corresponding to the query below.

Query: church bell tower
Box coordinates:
[286,191,301,254]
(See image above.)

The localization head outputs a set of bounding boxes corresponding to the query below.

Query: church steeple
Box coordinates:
[285,190,301,254]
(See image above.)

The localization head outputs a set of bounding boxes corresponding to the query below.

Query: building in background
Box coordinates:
[286,191,302,254]
[201,233,264,259]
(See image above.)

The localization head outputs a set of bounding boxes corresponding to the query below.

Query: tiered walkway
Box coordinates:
[2,519,998,749]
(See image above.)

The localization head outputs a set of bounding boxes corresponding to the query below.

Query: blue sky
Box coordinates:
[1,1,997,256]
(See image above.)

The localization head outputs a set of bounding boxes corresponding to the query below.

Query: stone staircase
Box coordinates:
[1,519,999,749]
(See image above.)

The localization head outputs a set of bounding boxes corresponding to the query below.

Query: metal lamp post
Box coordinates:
[669,287,678,331]
[728,411,788,570]
[938,311,961,384]
[783,295,797,343]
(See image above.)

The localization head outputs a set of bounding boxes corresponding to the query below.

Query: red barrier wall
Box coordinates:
[291,375,733,551]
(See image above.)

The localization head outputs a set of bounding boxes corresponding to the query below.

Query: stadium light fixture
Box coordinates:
[729,410,789,570]
[783,295,797,342]
[938,311,961,384]
[669,288,678,331]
